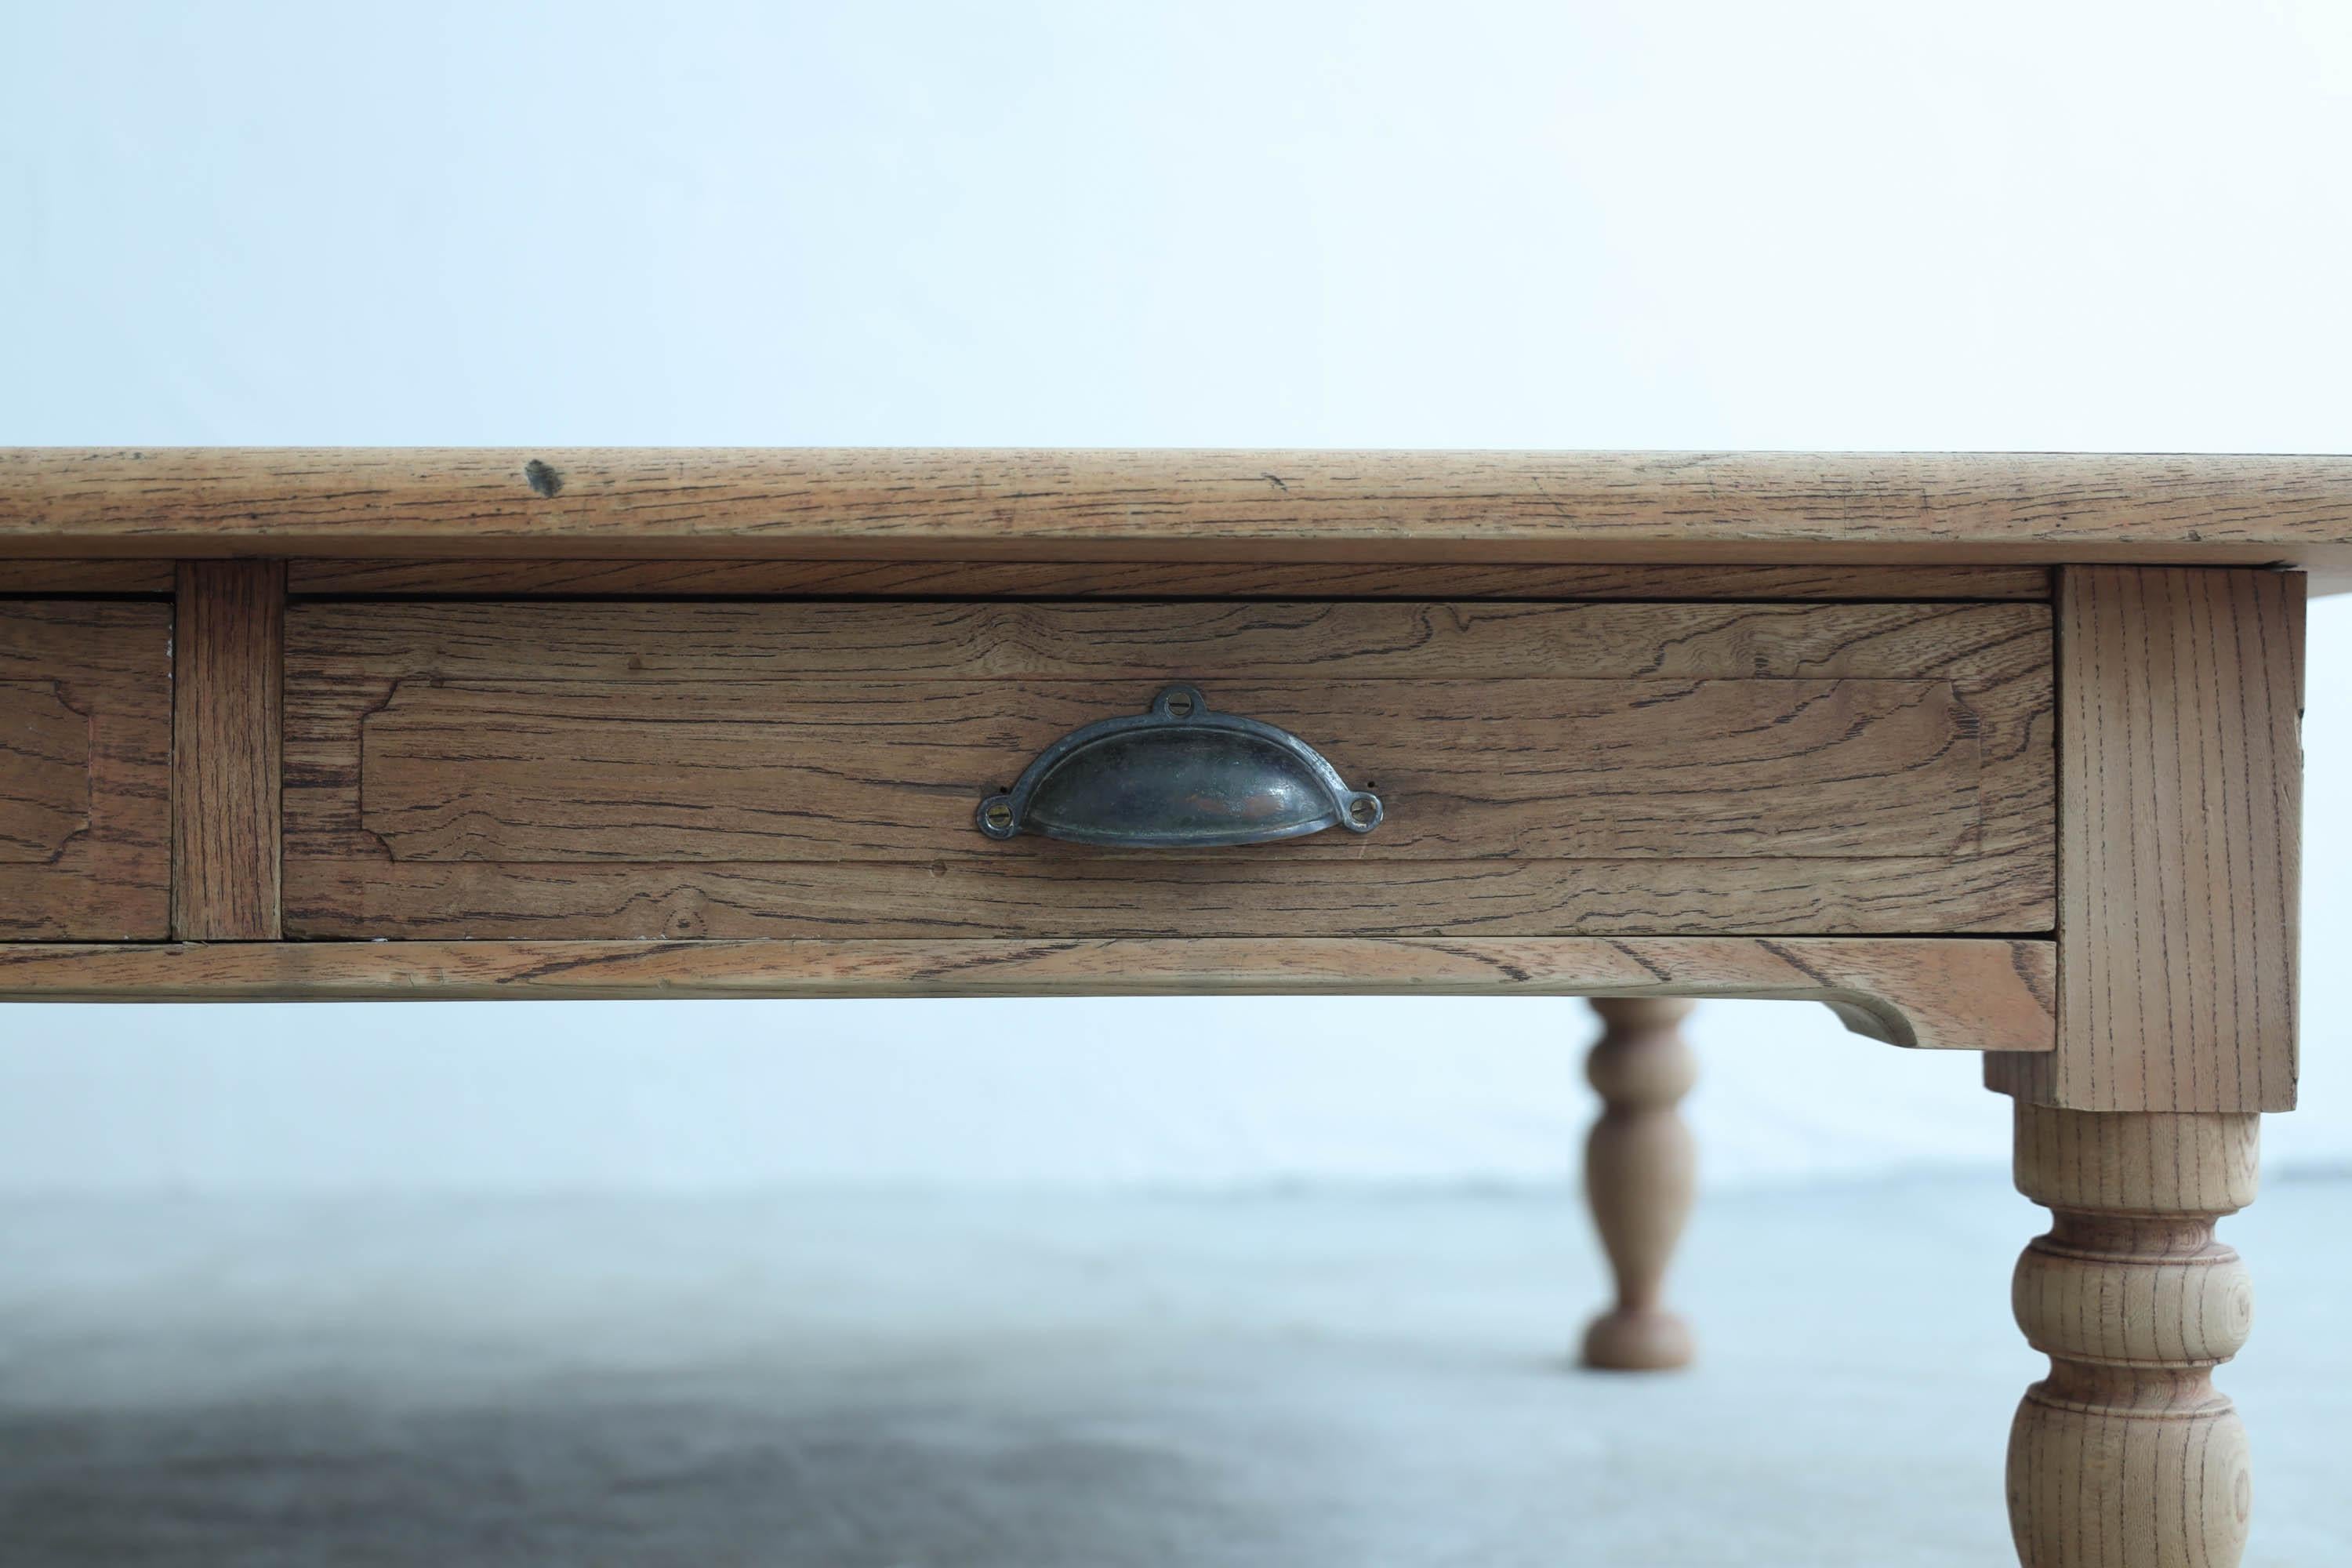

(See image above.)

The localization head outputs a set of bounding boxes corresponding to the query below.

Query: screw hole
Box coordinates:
[1347,797,1377,826]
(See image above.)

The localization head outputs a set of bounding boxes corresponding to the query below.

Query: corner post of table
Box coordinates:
[1578,996,1698,1371]
[1987,566,2302,1567]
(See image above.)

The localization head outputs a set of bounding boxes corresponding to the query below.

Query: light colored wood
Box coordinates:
[281,856,2054,942]
[172,561,285,939]
[281,597,2056,689]
[0,935,2057,1047]
[6,452,2352,584]
[285,558,2053,600]
[1579,996,1698,1371]
[0,455,2319,1563]
[0,559,174,593]
[0,602,172,938]
[350,677,1983,862]
[283,599,2053,940]
[2007,1104,2259,1568]
[1987,568,2300,1113]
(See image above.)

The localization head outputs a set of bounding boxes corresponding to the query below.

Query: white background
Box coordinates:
[2,2,2348,1191]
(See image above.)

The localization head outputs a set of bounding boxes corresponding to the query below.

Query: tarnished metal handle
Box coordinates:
[975,684,1382,848]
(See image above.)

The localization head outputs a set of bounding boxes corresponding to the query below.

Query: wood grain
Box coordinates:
[0,602,171,938]
[0,683,93,859]
[1987,569,2300,1112]
[0,559,174,593]
[277,856,2064,942]
[0,935,2058,1047]
[351,677,1981,862]
[286,558,2053,600]
[172,561,285,939]
[2007,1105,2259,1567]
[5,452,2351,582]
[283,598,2056,687]
[284,600,2054,939]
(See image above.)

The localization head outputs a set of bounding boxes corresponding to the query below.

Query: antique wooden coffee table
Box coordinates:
[0,449,2334,1564]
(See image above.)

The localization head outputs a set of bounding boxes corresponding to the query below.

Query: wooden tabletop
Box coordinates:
[5,449,2352,587]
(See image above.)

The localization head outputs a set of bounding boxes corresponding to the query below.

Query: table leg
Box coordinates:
[2006,1103,2259,1567]
[1578,996,1697,1371]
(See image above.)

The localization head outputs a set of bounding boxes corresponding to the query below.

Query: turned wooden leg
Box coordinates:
[1578,996,1697,1370]
[2007,1104,2259,1567]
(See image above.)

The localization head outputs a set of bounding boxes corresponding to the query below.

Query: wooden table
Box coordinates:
[2,449,2339,1565]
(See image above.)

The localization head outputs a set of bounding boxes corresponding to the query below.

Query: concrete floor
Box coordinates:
[0,1175,2345,1567]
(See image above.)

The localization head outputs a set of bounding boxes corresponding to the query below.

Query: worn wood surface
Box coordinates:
[6,452,2352,582]
[286,558,2053,600]
[1580,997,1699,1372]
[283,600,2053,939]
[278,858,2061,943]
[2008,1105,2259,1567]
[172,561,285,939]
[0,684,92,858]
[0,602,171,938]
[0,935,2057,1044]
[1987,569,2300,1113]
[0,560,175,593]
[351,677,1982,862]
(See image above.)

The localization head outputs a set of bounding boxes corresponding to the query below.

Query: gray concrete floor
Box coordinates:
[0,1174,2345,1566]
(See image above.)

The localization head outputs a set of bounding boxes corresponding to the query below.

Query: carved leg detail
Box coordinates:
[2007,1105,2259,1568]
[1579,996,1697,1371]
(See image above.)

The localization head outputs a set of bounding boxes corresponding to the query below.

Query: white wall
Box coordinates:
[3,1,2348,1191]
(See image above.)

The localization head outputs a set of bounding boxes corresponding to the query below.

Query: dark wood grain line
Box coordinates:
[285,559,2055,601]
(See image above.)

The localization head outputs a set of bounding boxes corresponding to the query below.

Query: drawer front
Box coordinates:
[0,601,172,938]
[284,600,2053,938]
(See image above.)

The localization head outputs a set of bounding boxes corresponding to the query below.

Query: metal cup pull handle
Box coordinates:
[975,684,1382,848]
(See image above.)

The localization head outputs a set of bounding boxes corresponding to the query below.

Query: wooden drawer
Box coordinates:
[283,600,2054,939]
[0,601,172,938]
